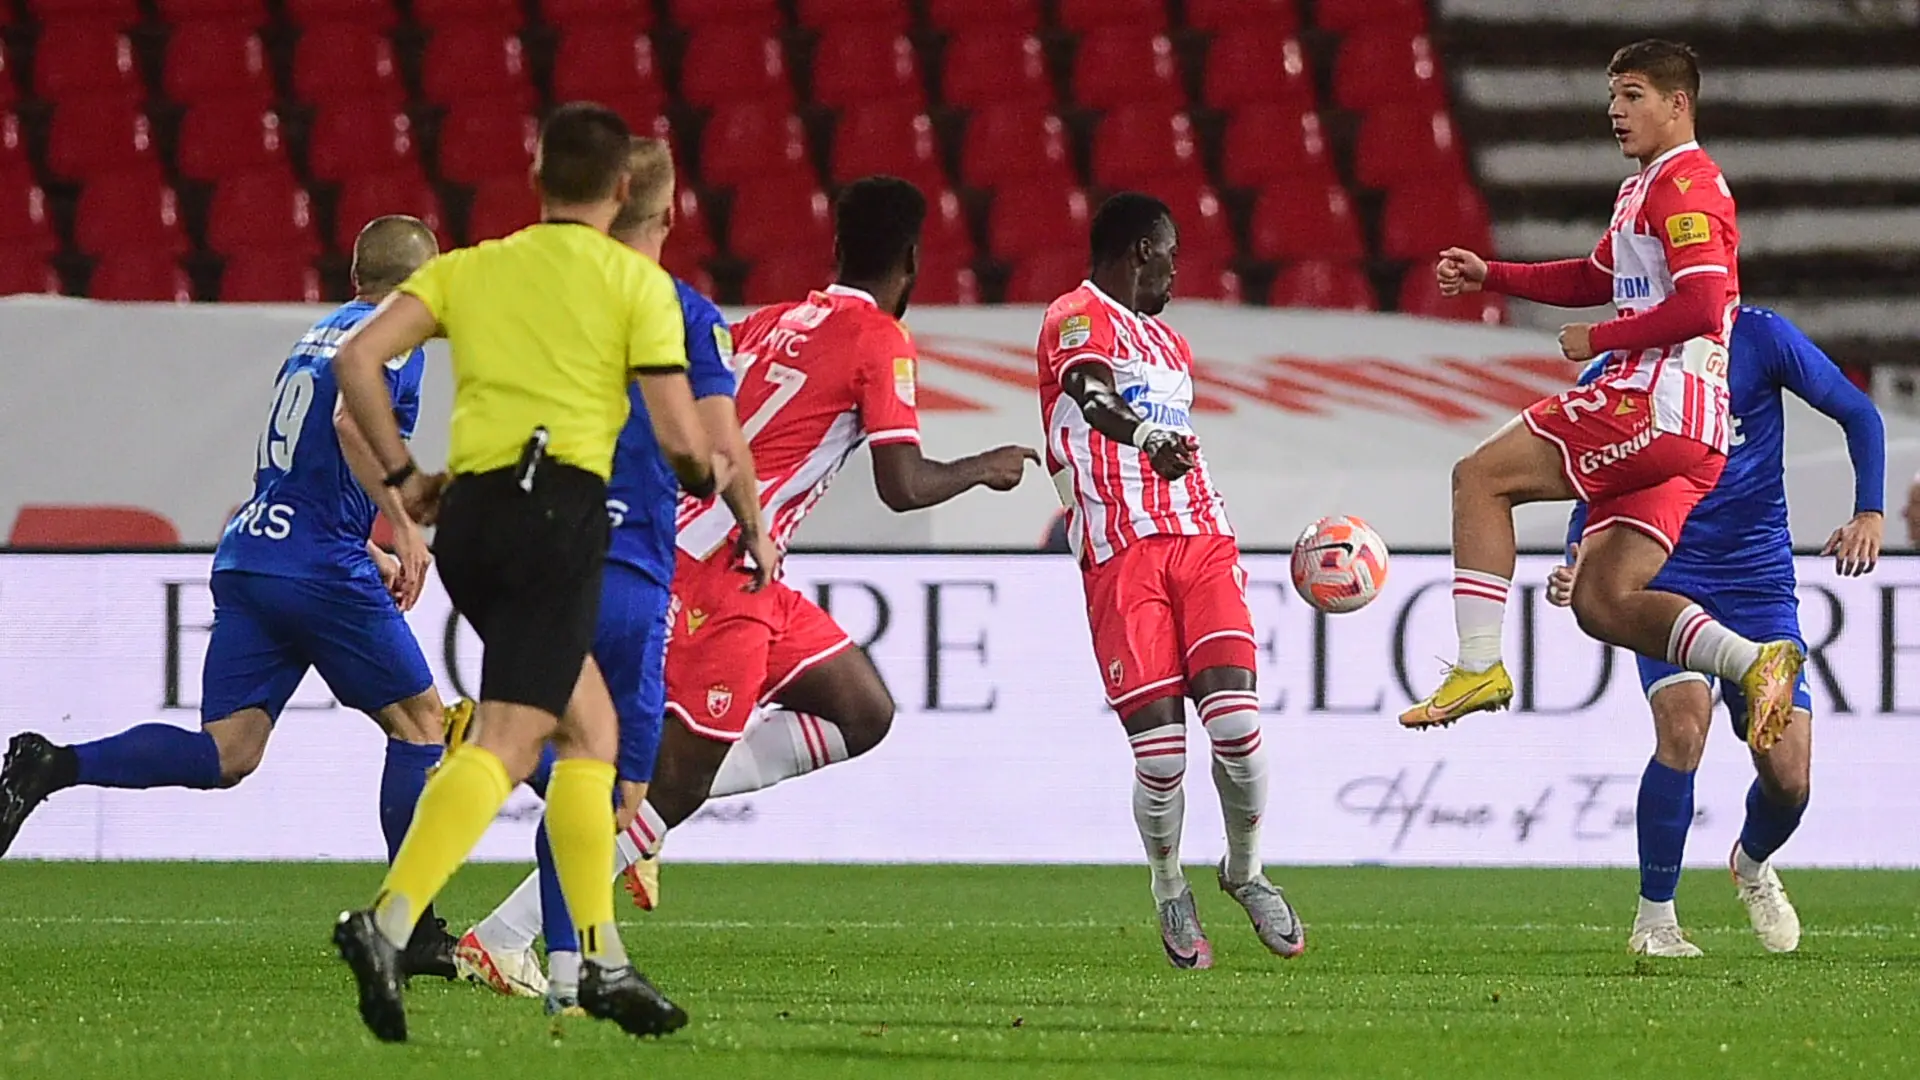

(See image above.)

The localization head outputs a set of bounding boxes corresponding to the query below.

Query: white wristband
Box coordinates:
[1131,423,1168,450]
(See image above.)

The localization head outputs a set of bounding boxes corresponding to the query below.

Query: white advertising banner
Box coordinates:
[4,552,1919,867]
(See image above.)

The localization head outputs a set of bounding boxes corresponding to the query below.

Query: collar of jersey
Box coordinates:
[824,283,878,308]
[1641,140,1701,175]
[1080,278,1138,322]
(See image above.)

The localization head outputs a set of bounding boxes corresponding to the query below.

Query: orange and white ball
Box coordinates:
[1290,515,1390,614]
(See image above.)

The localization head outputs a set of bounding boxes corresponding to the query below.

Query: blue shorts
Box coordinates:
[200,570,433,724]
[596,560,672,784]
[1635,580,1811,740]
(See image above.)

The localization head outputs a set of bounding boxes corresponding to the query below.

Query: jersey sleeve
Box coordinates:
[1589,228,1614,275]
[1643,166,1736,285]
[856,321,922,447]
[1040,298,1119,382]
[627,259,689,375]
[678,290,738,400]
[389,347,426,437]
[1765,314,1887,515]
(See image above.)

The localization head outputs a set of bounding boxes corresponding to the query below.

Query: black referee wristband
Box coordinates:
[382,461,418,489]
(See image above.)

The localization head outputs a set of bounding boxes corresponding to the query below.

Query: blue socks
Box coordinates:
[72,724,224,789]
[1636,757,1695,902]
[378,738,444,862]
[1738,779,1806,865]
[525,744,557,800]
[534,823,580,955]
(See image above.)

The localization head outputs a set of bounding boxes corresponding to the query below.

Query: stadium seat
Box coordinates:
[163,22,272,105]
[208,167,319,254]
[155,0,268,22]
[1058,0,1166,33]
[412,0,523,28]
[1160,181,1235,270]
[741,250,827,305]
[1379,182,1492,260]
[9,505,181,546]
[305,100,416,181]
[1090,105,1205,190]
[1005,249,1087,304]
[220,251,321,301]
[422,27,533,107]
[667,0,783,35]
[922,187,974,262]
[926,0,1039,33]
[700,101,806,188]
[680,32,791,109]
[435,102,535,184]
[601,90,675,133]
[32,22,141,100]
[725,176,831,260]
[987,183,1088,260]
[1073,31,1179,111]
[466,175,538,242]
[89,250,193,301]
[810,28,922,110]
[1183,258,1244,301]
[1397,266,1506,324]
[47,95,156,179]
[1184,0,1298,34]
[0,113,31,176]
[0,248,61,294]
[27,0,141,23]
[940,33,1050,109]
[1270,259,1375,311]
[1315,0,1426,34]
[284,0,397,26]
[176,101,286,180]
[665,185,714,261]
[961,102,1074,190]
[0,47,15,109]
[1355,104,1467,192]
[1202,31,1315,112]
[293,24,403,104]
[334,168,447,251]
[550,23,664,104]
[74,168,188,254]
[830,103,945,191]
[540,0,653,27]
[1248,182,1365,261]
[1221,104,1335,189]
[1334,30,1445,112]
[911,251,979,304]
[0,172,58,255]
[797,0,909,32]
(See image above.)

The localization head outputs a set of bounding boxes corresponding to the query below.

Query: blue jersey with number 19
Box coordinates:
[214,300,425,584]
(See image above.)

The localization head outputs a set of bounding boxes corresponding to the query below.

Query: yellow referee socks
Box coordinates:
[371,744,512,948]
[546,757,629,967]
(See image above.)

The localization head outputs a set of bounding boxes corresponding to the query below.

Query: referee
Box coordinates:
[328,102,713,1042]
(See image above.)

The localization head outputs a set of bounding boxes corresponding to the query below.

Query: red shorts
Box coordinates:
[1522,384,1725,553]
[663,551,854,742]
[1080,533,1257,715]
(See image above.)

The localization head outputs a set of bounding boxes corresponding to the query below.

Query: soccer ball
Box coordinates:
[1290,515,1390,614]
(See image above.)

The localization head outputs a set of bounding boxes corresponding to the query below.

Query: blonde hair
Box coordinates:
[610,137,675,239]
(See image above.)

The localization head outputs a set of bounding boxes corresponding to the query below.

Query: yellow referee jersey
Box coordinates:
[398,221,687,481]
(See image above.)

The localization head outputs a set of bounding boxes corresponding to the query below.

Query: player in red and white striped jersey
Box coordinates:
[1405,40,1804,749]
[1037,193,1303,968]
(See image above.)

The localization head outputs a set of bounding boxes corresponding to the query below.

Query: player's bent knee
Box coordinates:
[206,712,272,787]
[376,691,446,746]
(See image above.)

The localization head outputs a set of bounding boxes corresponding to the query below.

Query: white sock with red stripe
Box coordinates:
[709,710,850,798]
[1667,603,1761,681]
[1452,569,1510,673]
[615,800,669,867]
[1128,723,1188,903]
[1199,691,1267,884]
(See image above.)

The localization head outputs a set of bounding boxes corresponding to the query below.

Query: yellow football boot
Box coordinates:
[1739,641,1806,753]
[442,698,475,750]
[1399,662,1514,729]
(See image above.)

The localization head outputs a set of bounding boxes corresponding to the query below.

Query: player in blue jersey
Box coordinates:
[1547,306,1884,957]
[447,139,774,1013]
[0,217,462,978]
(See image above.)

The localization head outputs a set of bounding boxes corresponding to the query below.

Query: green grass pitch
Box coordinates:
[2,863,1918,1079]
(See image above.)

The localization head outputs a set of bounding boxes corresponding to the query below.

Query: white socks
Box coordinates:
[1127,723,1187,902]
[1732,844,1767,882]
[1200,691,1267,884]
[710,710,850,798]
[1636,896,1678,928]
[547,950,580,998]
[1668,603,1762,681]
[472,871,544,953]
[1452,569,1510,673]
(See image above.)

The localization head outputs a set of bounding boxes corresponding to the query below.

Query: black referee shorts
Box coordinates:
[435,462,609,719]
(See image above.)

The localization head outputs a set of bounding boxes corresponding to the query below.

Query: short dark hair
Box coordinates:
[1090,192,1172,267]
[351,215,437,293]
[537,102,632,205]
[834,176,926,280]
[1609,39,1700,100]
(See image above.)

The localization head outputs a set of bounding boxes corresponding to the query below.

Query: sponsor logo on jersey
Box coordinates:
[706,684,733,718]
[1665,212,1711,248]
[1107,657,1124,686]
[893,356,916,406]
[1576,424,1656,475]
[1675,176,1692,194]
[1614,396,1637,416]
[686,607,708,634]
[1059,314,1092,349]
[1120,384,1191,429]
[1614,276,1653,301]
[712,323,734,363]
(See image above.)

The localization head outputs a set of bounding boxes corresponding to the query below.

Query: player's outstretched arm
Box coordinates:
[1462,250,1612,309]
[696,394,777,590]
[870,441,1037,513]
[636,370,716,499]
[1061,364,1196,481]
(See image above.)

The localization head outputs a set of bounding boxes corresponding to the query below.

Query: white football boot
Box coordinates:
[454,929,548,997]
[1629,920,1704,958]
[1731,843,1802,953]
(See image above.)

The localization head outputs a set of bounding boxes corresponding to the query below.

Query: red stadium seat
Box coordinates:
[89,250,193,301]
[155,0,268,21]
[1270,259,1374,311]
[680,32,791,109]
[176,101,286,179]
[0,170,58,255]
[961,102,1074,190]
[725,176,831,260]
[47,95,156,179]
[1316,0,1426,34]
[1182,258,1243,302]
[1058,0,1166,33]
[798,0,908,32]
[74,168,188,253]
[667,0,782,35]
[334,168,447,250]
[466,175,538,242]
[33,22,141,100]
[550,22,664,103]
[294,24,402,103]
[941,33,1049,109]
[1379,182,1492,261]
[1161,181,1235,269]
[1073,31,1178,111]
[663,185,714,262]
[28,0,141,22]
[1202,31,1315,112]
[830,103,945,191]
[436,101,535,184]
[926,0,1038,33]
[422,27,533,107]
[987,184,1087,260]
[163,22,272,105]
[1398,267,1506,324]
[305,100,416,181]
[1221,104,1335,189]
[1185,0,1298,34]
[1005,249,1087,303]
[921,186,974,261]
[1248,182,1365,261]
[741,250,828,305]
[911,251,980,305]
[0,112,31,177]
[1355,104,1467,192]
[541,0,653,27]
[208,167,319,254]
[9,505,181,546]
[811,28,922,110]
[0,247,61,294]
[284,0,397,26]
[0,47,14,109]
[412,0,522,28]
[700,101,807,188]
[221,251,321,301]
[1090,105,1204,190]
[1334,30,1445,112]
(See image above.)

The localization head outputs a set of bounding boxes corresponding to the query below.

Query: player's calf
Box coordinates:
[205,712,273,787]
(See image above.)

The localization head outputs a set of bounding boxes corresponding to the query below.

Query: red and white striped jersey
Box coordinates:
[1589,141,1740,452]
[676,285,921,561]
[1036,281,1232,566]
